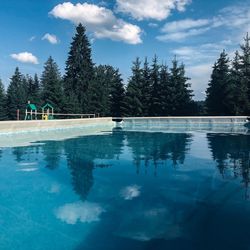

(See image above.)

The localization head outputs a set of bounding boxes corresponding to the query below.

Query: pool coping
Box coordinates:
[0,116,248,135]
[0,117,114,135]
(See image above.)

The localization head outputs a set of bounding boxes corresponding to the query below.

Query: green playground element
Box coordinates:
[41,103,54,120]
[25,102,38,120]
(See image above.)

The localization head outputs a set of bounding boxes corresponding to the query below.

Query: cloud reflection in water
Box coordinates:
[55,201,105,225]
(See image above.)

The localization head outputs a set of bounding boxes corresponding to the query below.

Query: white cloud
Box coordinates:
[161,18,210,33]
[158,4,250,42]
[42,33,59,44]
[55,201,105,225]
[148,23,159,28]
[50,2,142,44]
[216,5,250,41]
[157,18,211,42]
[173,47,195,56]
[157,27,210,42]
[186,63,213,100]
[49,183,60,194]
[171,41,233,99]
[18,162,38,166]
[116,0,191,21]
[172,42,224,60]
[120,185,141,200]
[171,40,240,100]
[16,168,38,172]
[29,36,36,42]
[10,52,39,64]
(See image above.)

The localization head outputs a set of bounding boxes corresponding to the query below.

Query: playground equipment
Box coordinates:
[21,102,95,120]
[25,102,38,120]
[42,103,54,120]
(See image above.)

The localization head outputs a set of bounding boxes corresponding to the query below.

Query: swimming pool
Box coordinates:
[0,125,249,250]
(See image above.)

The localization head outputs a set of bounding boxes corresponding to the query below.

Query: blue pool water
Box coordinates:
[0,127,250,250]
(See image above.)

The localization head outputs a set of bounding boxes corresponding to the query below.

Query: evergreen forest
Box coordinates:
[0,24,249,120]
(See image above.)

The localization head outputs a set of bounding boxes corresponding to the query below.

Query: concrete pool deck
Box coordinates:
[0,117,114,134]
[120,116,249,124]
[0,116,248,147]
[0,116,248,135]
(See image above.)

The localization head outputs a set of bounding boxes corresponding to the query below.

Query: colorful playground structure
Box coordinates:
[41,103,54,120]
[24,101,95,120]
[25,102,54,120]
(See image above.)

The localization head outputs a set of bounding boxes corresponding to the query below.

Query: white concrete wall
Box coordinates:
[0,118,114,134]
[122,116,248,125]
[0,116,248,135]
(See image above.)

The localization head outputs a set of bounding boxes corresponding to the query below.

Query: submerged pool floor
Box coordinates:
[0,128,250,250]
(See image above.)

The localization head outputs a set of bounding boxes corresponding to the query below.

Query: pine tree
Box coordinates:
[40,56,63,112]
[149,55,161,116]
[64,23,94,114]
[239,33,250,114]
[206,50,230,115]
[168,58,180,115]
[34,74,41,105]
[110,68,125,117]
[21,75,29,102]
[159,64,171,115]
[228,51,248,115]
[25,75,33,102]
[7,67,27,120]
[141,57,152,116]
[0,79,7,120]
[168,58,193,115]
[176,62,193,115]
[89,65,116,116]
[124,57,143,116]
[26,74,40,105]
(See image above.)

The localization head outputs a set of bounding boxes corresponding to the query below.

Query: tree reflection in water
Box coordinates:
[125,131,192,175]
[63,130,126,200]
[41,142,63,170]
[207,133,250,199]
[63,129,191,200]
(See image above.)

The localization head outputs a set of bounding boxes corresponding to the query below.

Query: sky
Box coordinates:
[0,0,249,100]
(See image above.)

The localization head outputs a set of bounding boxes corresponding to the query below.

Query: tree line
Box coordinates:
[206,33,250,115]
[0,24,249,120]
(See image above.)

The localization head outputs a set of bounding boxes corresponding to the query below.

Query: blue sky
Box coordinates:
[0,0,249,100]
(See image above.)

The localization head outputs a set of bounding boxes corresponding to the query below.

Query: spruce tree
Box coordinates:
[239,33,250,114]
[159,64,171,115]
[40,56,63,112]
[124,57,143,116]
[25,75,33,103]
[176,62,193,115]
[141,57,152,116]
[27,74,40,105]
[229,51,248,115]
[34,74,41,105]
[7,67,27,120]
[89,65,115,116]
[168,58,193,115]
[149,55,161,116]
[110,69,125,117]
[21,75,29,102]
[64,23,94,114]
[0,79,7,120]
[206,50,230,115]
[168,58,180,115]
